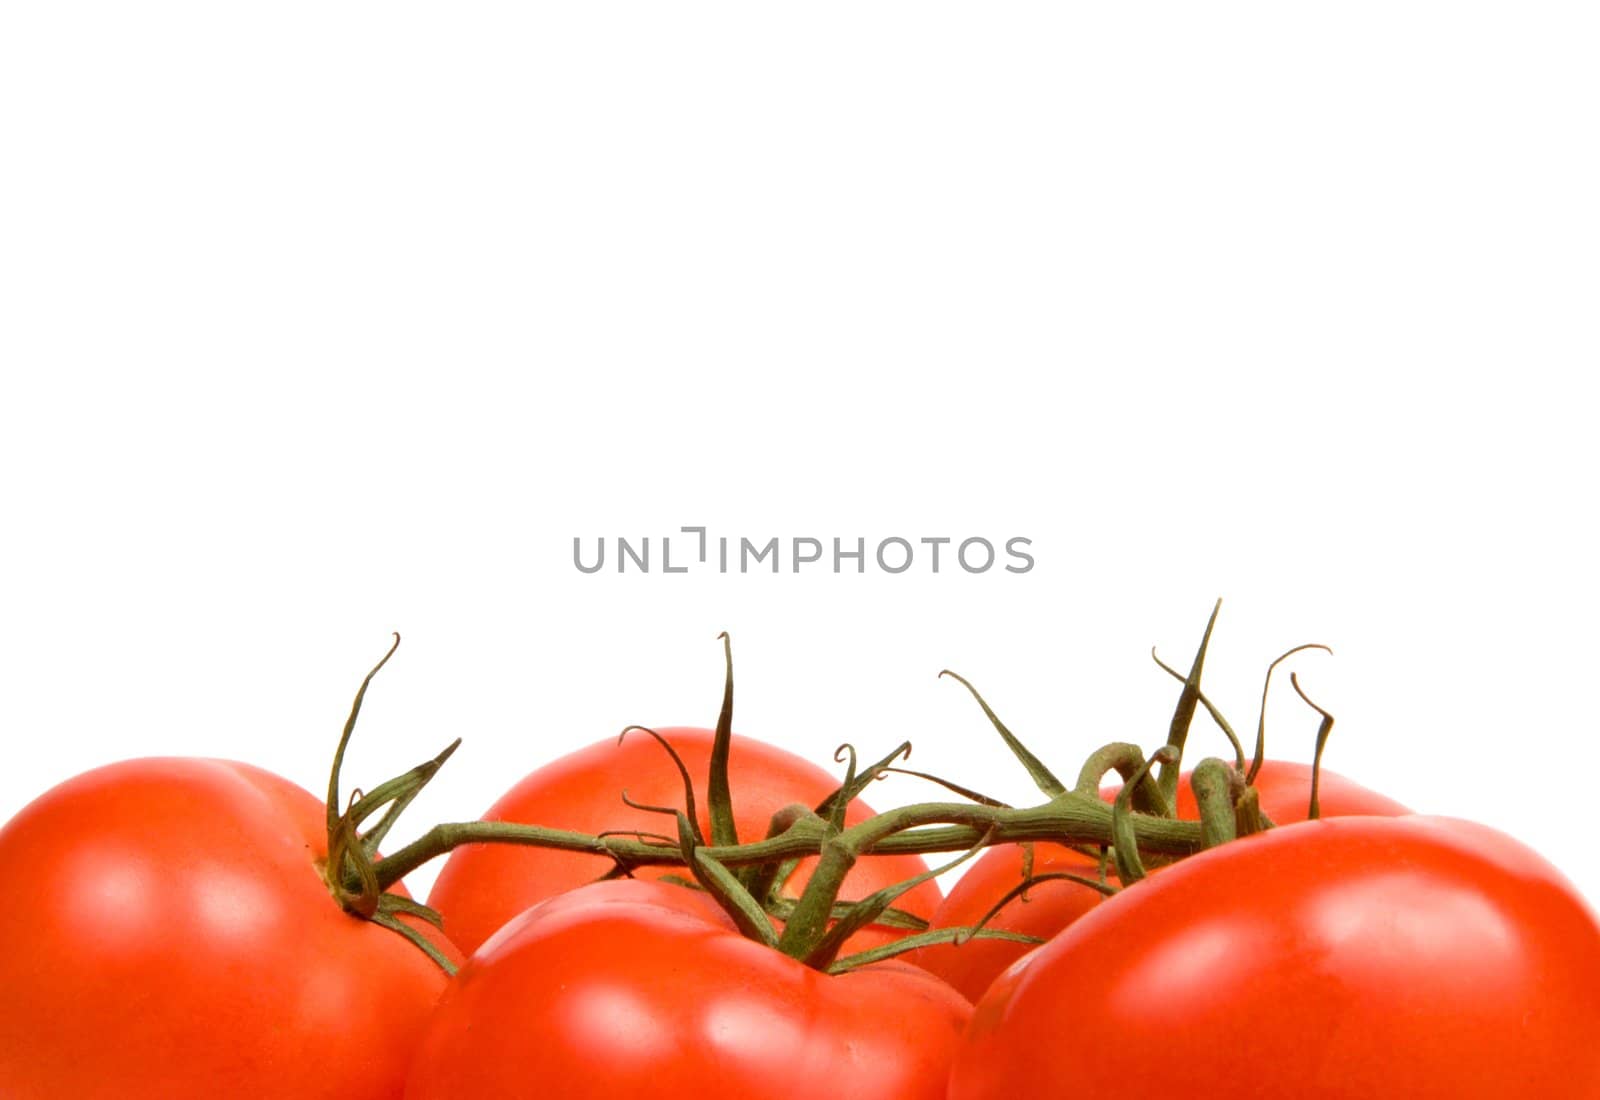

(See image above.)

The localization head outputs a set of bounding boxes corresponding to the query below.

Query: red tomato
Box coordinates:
[0,758,460,1099]
[405,879,971,1100]
[915,761,1406,1001]
[950,815,1600,1100]
[427,726,942,955]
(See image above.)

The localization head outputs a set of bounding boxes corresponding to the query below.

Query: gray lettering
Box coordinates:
[571,531,1030,578]
[682,526,708,562]
[573,537,605,574]
[663,536,688,573]
[618,537,649,573]
[958,537,995,573]
[741,537,779,573]
[876,537,913,574]
[834,537,865,573]
[1005,537,1035,574]
[793,537,823,572]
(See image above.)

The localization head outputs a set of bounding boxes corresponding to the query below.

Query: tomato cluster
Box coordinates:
[0,627,1597,1100]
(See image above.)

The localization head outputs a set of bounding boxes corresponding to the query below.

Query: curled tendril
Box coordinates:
[816,742,913,831]
[829,744,861,832]
[1289,672,1336,820]
[618,725,702,843]
[1250,643,1333,784]
[835,741,912,777]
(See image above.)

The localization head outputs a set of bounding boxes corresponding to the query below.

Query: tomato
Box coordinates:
[427,726,942,955]
[915,761,1407,1001]
[0,758,460,1099]
[950,815,1600,1100]
[404,878,971,1100]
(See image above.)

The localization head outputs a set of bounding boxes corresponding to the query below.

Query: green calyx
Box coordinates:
[319,634,459,974]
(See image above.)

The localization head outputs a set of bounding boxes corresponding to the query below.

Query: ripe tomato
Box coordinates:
[915,761,1406,1001]
[405,879,971,1100]
[427,726,942,955]
[0,758,460,1099]
[949,815,1600,1100]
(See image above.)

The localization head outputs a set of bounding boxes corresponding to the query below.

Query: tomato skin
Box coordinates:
[405,879,972,1100]
[427,726,942,955]
[915,761,1407,1002]
[0,758,459,1100]
[950,815,1600,1100]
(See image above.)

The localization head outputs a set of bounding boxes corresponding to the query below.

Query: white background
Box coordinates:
[2,4,1596,907]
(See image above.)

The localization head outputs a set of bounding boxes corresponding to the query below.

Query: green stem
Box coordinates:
[775,840,857,956]
[1234,785,1267,836]
[368,794,1205,893]
[1074,742,1171,816]
[800,830,995,969]
[1189,758,1237,848]
[742,803,822,907]
[1112,745,1178,884]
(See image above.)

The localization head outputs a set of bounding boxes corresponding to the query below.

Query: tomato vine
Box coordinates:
[331,601,1343,975]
